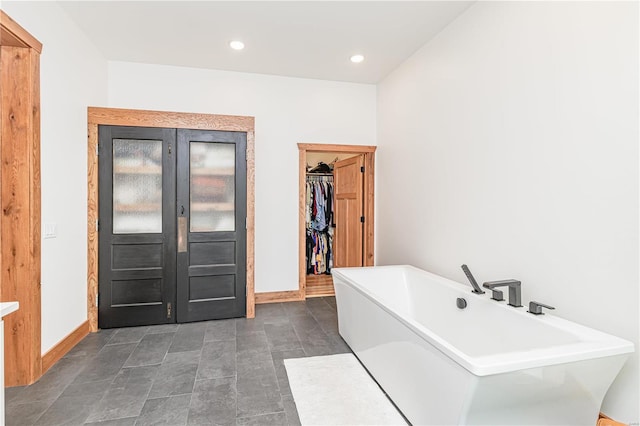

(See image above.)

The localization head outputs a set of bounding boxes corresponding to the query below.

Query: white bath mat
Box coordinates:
[284,353,407,426]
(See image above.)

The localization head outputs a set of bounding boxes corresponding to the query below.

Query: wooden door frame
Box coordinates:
[87,107,256,332]
[0,11,43,386]
[1,11,42,51]
[298,143,376,298]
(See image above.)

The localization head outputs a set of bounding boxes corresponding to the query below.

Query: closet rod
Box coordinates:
[306,172,333,177]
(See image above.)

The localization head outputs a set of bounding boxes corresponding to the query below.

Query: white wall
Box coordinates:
[377,1,638,422]
[108,61,376,293]
[1,2,108,353]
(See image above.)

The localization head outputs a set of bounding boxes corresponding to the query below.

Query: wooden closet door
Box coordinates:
[333,155,364,267]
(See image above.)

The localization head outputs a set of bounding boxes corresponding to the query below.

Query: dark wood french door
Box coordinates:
[176,129,247,322]
[98,125,246,328]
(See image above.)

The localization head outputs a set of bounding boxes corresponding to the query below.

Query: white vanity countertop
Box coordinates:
[0,302,18,318]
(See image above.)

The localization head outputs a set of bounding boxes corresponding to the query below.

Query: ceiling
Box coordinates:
[58,1,474,84]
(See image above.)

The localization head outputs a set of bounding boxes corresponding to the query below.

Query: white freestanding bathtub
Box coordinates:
[332,265,634,425]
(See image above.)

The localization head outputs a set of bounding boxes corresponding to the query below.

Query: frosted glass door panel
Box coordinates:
[190,142,235,232]
[113,139,163,234]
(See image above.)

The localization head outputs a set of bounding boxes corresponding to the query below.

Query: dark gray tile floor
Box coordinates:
[5,297,350,426]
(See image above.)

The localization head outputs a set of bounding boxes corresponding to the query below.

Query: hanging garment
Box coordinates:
[306,229,332,275]
[305,175,334,275]
[306,182,312,225]
[312,182,327,231]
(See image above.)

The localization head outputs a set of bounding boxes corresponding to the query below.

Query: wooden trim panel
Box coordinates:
[0,11,42,387]
[41,321,90,374]
[363,151,375,266]
[597,413,626,426]
[1,45,42,386]
[298,148,307,295]
[0,11,43,52]
[297,143,376,299]
[255,290,304,304]
[298,143,376,154]
[245,130,256,318]
[87,123,99,331]
[88,107,254,131]
[87,107,256,332]
[29,46,42,377]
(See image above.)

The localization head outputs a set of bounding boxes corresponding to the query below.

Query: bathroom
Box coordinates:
[0,1,637,425]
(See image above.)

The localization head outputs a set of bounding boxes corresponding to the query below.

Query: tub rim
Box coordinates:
[332,265,634,376]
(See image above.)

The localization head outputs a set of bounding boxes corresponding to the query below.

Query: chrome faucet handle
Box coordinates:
[488,288,504,302]
[528,301,555,315]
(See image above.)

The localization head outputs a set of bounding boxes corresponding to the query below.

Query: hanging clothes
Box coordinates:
[306,229,333,274]
[306,174,334,275]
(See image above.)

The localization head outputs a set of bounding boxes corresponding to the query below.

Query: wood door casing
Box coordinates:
[294,144,375,302]
[88,107,256,332]
[0,12,43,386]
[333,155,364,268]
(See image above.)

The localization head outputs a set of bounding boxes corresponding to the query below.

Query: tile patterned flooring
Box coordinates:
[5,297,350,425]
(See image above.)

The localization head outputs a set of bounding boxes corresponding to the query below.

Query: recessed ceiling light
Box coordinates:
[350,54,364,63]
[230,40,245,51]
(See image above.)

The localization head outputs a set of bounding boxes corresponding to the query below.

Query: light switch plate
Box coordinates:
[43,223,57,239]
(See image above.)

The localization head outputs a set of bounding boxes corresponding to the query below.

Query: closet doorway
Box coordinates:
[298,144,376,298]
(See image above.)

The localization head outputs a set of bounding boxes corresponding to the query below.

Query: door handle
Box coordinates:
[178,217,187,252]
[180,205,184,216]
